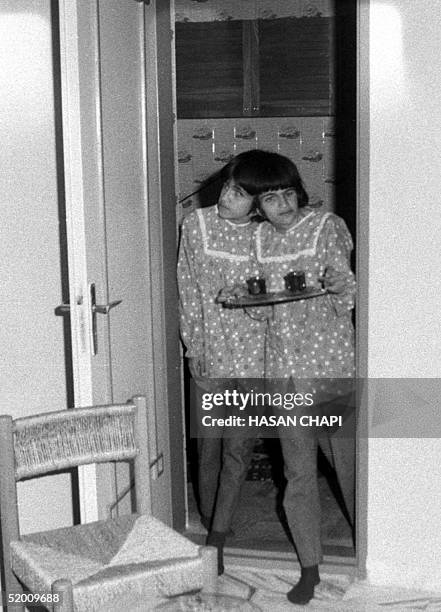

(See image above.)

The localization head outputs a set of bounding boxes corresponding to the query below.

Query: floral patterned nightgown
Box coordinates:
[178,206,265,379]
[255,208,355,393]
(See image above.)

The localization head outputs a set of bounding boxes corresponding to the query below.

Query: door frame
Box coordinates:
[169,0,371,578]
[144,0,186,529]
[59,0,370,569]
[354,0,369,580]
[58,0,106,523]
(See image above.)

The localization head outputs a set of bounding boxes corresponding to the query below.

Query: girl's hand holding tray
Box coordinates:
[216,283,250,303]
[318,265,352,294]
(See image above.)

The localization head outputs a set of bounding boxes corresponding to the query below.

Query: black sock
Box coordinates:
[206,530,226,575]
[287,565,320,605]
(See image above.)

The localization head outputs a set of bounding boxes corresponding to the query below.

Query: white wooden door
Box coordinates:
[58,0,181,525]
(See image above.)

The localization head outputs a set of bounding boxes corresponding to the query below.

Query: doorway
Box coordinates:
[172,0,357,560]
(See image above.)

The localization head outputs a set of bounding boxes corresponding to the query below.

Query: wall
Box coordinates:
[175,0,334,22]
[177,117,335,221]
[365,0,441,590]
[175,1,339,221]
[0,0,72,536]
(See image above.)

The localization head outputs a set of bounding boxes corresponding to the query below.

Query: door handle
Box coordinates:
[93,300,122,315]
[54,295,83,316]
[55,299,122,316]
[56,287,122,355]
[54,304,71,316]
[90,283,122,355]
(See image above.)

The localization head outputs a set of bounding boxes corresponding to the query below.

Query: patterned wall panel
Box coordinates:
[176,117,335,222]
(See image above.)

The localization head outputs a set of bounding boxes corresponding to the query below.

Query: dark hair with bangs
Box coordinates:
[220,149,309,207]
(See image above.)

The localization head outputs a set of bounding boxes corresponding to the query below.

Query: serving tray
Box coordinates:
[221,287,328,308]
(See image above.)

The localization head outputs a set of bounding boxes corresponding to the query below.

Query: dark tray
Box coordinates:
[221,287,328,308]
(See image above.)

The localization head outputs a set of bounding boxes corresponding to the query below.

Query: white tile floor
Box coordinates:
[215,564,441,611]
[148,564,441,611]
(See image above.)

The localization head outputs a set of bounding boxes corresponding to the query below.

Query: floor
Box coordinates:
[214,565,441,611]
[186,440,354,557]
[149,565,441,611]
[178,448,441,609]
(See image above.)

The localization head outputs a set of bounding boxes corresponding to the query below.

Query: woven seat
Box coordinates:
[0,397,217,611]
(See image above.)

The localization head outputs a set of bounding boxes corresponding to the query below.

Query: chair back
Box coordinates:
[12,403,140,479]
[0,396,152,540]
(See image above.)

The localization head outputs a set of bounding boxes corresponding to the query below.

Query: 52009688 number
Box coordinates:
[4,592,61,605]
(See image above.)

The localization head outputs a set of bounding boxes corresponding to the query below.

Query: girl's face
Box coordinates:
[258,188,299,232]
[217,180,254,224]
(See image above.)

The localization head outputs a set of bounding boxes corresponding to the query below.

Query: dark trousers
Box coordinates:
[278,401,355,567]
[195,378,263,534]
[198,434,256,533]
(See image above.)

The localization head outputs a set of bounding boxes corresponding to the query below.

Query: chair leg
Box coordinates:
[52,578,74,612]
[2,568,24,612]
[200,545,218,594]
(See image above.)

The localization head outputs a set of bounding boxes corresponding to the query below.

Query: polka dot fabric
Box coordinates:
[256,209,355,388]
[178,206,265,378]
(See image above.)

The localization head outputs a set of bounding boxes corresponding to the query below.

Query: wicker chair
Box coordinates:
[0,396,217,611]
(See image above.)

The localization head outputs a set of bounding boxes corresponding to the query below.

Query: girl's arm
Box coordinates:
[177,219,205,363]
[322,215,356,316]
